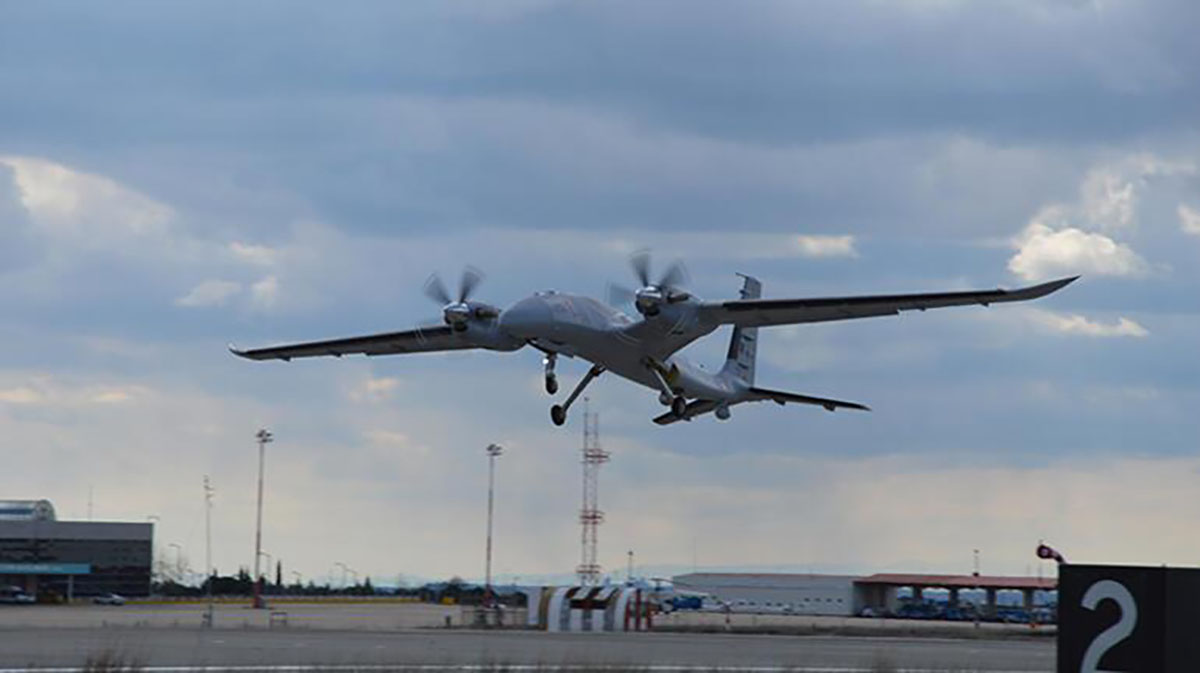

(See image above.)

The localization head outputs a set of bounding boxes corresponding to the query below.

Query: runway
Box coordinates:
[0,628,1052,672]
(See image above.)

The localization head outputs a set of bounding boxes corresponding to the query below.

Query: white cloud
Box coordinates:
[229,241,279,266]
[250,275,279,309]
[793,235,858,258]
[1026,309,1149,338]
[1008,221,1148,281]
[1007,154,1194,281]
[90,389,135,404]
[0,387,43,404]
[1179,204,1200,236]
[0,155,173,242]
[175,279,242,307]
[0,377,148,409]
[350,377,402,403]
[1080,168,1136,231]
[600,232,859,262]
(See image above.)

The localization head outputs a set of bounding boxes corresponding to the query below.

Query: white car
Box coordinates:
[0,586,34,604]
[92,593,126,606]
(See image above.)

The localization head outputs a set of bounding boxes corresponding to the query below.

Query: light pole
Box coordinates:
[259,551,273,594]
[146,515,160,594]
[203,476,214,628]
[252,428,273,609]
[485,443,503,608]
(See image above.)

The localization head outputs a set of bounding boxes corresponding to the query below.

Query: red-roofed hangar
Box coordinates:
[672,572,1057,619]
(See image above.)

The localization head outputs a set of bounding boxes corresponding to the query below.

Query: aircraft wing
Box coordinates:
[698,276,1078,328]
[746,387,870,412]
[229,325,479,361]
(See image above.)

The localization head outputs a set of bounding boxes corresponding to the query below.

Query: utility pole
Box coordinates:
[485,443,503,608]
[203,475,214,628]
[252,428,273,609]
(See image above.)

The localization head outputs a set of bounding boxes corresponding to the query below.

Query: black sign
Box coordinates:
[1059,564,1200,672]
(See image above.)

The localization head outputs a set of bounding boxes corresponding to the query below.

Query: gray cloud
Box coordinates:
[1,1,1198,580]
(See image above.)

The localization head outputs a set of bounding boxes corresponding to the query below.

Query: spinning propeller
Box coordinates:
[423,266,496,330]
[608,249,690,317]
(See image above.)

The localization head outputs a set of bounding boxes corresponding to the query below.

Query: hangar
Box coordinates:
[0,500,153,600]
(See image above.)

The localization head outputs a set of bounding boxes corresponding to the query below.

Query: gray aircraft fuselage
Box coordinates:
[496,292,740,402]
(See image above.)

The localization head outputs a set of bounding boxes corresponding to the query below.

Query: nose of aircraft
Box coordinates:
[499,296,553,339]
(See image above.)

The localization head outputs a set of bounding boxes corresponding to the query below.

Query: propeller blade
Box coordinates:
[458,266,484,303]
[607,282,636,307]
[423,273,452,306]
[630,249,652,287]
[657,259,689,291]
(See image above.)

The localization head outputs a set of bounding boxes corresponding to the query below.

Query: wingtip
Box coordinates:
[1016,275,1080,298]
[227,343,249,359]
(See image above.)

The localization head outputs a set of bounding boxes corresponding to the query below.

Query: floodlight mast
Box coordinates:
[485,443,503,608]
[252,428,273,610]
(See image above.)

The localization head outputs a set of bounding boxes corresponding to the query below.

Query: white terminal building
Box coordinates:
[671,572,1056,618]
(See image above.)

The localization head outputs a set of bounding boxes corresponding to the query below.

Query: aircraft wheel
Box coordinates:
[550,404,567,426]
[671,396,688,418]
[545,376,559,395]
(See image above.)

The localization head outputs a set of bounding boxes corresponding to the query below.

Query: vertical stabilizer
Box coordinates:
[721,274,761,385]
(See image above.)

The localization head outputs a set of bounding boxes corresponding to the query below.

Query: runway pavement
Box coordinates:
[0,627,1053,672]
[0,603,1054,672]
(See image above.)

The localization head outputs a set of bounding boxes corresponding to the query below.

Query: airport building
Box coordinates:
[672,573,860,616]
[672,571,1056,618]
[0,500,153,599]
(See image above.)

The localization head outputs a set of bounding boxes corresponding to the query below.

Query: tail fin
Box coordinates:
[721,274,761,385]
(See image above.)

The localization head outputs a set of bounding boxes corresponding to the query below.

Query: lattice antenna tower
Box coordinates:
[576,398,609,585]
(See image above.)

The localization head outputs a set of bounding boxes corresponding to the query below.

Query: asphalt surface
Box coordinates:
[0,627,1054,672]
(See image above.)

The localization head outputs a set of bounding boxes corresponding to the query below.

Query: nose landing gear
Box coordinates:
[543,354,558,395]
[549,364,605,426]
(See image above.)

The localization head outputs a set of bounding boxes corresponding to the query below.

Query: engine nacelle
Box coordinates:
[714,405,731,421]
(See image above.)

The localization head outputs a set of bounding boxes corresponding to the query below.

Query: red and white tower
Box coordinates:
[576,400,609,586]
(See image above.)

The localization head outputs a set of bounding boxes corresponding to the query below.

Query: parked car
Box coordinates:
[92,593,126,606]
[0,585,35,605]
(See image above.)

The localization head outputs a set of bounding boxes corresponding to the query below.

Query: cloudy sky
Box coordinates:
[2,0,1199,586]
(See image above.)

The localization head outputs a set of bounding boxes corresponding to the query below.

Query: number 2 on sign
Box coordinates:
[1080,579,1137,673]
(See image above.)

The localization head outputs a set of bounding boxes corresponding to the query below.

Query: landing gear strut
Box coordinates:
[646,359,689,419]
[543,353,558,395]
[550,365,605,426]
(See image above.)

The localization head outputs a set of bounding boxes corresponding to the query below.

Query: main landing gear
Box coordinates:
[648,360,688,419]
[671,395,688,418]
[550,364,605,426]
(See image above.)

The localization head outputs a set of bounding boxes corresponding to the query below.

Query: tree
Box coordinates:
[275,560,282,588]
